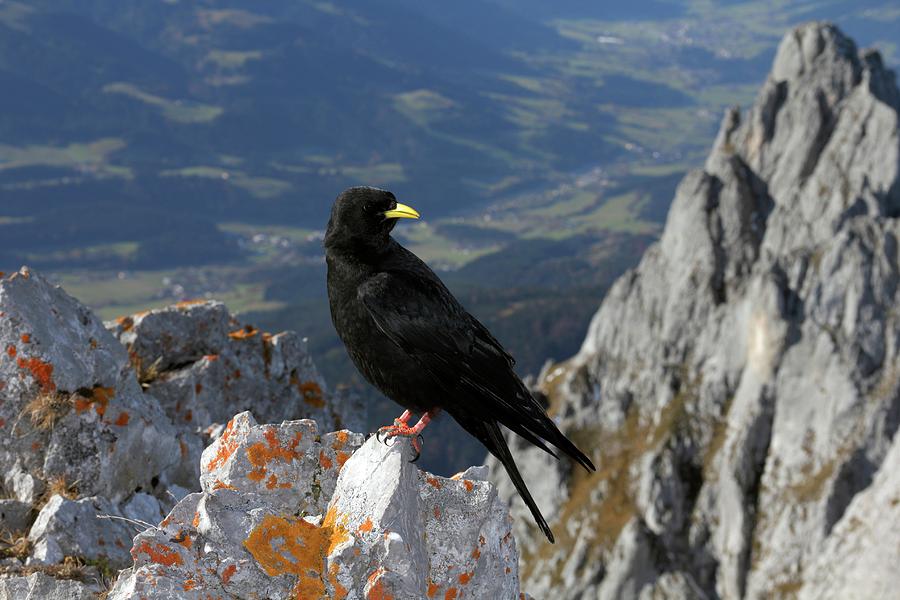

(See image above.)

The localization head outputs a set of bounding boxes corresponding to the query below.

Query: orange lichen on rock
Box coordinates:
[74,386,114,416]
[243,508,350,599]
[115,316,135,332]
[458,572,473,585]
[295,379,325,408]
[263,473,291,490]
[176,533,193,550]
[319,450,333,470]
[221,564,237,584]
[16,356,55,392]
[332,431,349,449]
[20,334,30,343]
[471,546,481,559]
[212,480,237,491]
[330,563,349,600]
[366,568,394,600]
[176,299,206,309]
[205,418,240,471]
[228,325,259,340]
[183,579,197,591]
[247,428,301,467]
[463,480,474,492]
[243,427,305,485]
[443,587,458,600]
[133,541,184,567]
[426,476,442,489]
[433,506,441,519]
[358,518,373,534]
[114,411,130,426]
[5,344,15,358]
[336,451,351,468]
[192,512,201,528]
[203,354,219,362]
[427,582,440,598]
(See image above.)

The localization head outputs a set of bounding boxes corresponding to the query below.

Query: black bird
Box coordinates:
[324,186,595,543]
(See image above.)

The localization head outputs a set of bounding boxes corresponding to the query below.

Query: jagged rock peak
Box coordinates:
[491,22,900,600]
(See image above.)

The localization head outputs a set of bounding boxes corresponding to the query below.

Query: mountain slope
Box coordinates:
[491,22,900,599]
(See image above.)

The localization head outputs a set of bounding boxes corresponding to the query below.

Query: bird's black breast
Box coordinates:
[325,251,438,412]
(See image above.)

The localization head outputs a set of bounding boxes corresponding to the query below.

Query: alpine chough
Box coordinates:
[324,186,595,543]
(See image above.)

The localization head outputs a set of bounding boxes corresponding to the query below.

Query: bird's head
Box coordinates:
[324,186,420,253]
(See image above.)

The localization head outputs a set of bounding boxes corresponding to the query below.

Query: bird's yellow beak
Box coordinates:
[383,202,420,220]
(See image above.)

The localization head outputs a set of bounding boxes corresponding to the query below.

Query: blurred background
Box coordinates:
[0,0,896,473]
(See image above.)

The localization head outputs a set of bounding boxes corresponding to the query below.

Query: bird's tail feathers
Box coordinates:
[485,420,555,544]
[508,384,596,473]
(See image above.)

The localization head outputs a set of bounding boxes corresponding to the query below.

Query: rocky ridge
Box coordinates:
[0,268,524,598]
[491,22,900,600]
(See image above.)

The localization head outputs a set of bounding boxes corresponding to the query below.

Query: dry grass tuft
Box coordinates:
[0,531,32,560]
[35,476,79,510]
[131,355,163,387]
[21,391,74,431]
[0,554,98,583]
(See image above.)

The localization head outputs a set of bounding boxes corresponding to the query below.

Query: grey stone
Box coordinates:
[122,492,164,527]
[108,414,524,599]
[489,22,900,599]
[107,301,366,445]
[27,495,137,568]
[7,471,45,505]
[0,268,180,504]
[0,572,98,600]
[0,499,33,534]
[796,428,900,600]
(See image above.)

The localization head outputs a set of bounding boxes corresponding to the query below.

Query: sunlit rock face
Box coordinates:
[107,412,523,600]
[0,268,395,596]
[490,22,900,599]
[0,267,179,505]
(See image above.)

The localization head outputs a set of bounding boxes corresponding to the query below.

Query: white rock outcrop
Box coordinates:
[107,412,522,599]
[492,22,900,600]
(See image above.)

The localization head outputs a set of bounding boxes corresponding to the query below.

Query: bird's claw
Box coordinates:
[409,434,425,463]
[375,424,425,460]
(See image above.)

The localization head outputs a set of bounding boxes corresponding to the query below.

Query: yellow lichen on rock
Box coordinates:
[243,507,351,599]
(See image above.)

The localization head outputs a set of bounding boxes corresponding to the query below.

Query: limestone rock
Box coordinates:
[107,301,365,442]
[108,413,523,599]
[797,429,900,600]
[0,500,33,535]
[27,495,139,568]
[0,572,98,600]
[490,22,900,599]
[0,268,179,503]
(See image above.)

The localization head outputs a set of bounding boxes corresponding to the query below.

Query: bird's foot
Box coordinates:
[376,423,425,460]
[375,411,435,462]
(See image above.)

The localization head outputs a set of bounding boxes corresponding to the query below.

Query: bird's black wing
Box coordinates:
[358,270,595,542]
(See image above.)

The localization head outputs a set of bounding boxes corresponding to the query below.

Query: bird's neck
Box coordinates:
[324,236,396,268]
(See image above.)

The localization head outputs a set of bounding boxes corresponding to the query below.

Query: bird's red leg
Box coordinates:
[394,410,412,426]
[376,409,438,460]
